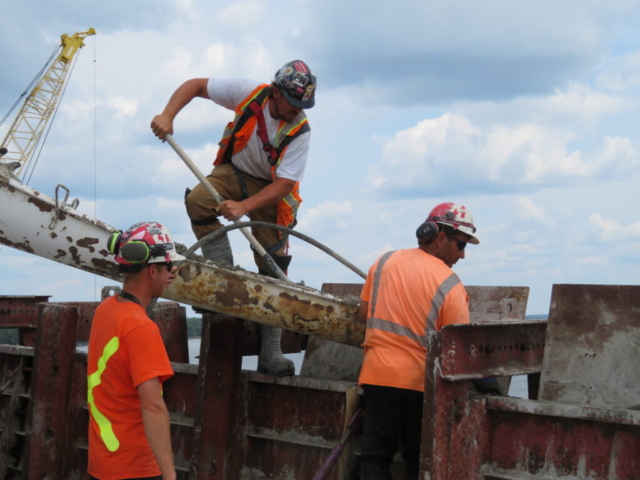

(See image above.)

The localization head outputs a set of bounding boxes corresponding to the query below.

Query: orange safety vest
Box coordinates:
[214,84,310,232]
[358,249,470,392]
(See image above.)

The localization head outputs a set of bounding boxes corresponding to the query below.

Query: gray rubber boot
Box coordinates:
[256,254,295,377]
[200,233,234,266]
[257,323,295,376]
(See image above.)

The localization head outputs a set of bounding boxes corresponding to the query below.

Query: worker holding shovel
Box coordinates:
[151,60,316,376]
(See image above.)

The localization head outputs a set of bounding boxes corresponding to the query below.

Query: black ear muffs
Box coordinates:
[416,221,440,243]
[107,231,122,255]
[119,241,152,264]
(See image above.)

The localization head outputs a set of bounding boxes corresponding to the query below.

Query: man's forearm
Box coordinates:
[141,404,176,480]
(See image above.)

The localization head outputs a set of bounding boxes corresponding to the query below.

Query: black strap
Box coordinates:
[119,290,142,306]
[248,101,279,164]
[191,216,221,227]
[230,163,250,201]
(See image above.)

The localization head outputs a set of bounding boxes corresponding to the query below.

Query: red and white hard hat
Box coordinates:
[426,202,480,244]
[108,221,186,266]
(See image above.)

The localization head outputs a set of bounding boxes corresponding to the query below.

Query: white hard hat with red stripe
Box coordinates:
[426,202,480,244]
[107,221,186,266]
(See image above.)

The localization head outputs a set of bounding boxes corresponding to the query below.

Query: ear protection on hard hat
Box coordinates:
[107,231,123,255]
[416,220,440,243]
[107,231,168,264]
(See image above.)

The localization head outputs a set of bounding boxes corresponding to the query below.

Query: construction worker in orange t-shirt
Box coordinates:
[358,202,479,480]
[87,221,185,480]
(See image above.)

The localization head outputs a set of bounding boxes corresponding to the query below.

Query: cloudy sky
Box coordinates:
[1,0,639,316]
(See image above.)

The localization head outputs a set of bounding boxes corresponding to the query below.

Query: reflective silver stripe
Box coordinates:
[425,272,461,334]
[370,251,396,317]
[367,317,428,349]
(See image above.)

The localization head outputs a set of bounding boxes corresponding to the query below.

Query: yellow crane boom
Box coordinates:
[0,28,96,178]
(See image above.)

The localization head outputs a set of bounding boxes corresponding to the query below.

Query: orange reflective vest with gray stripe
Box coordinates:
[358,249,470,392]
[214,84,309,231]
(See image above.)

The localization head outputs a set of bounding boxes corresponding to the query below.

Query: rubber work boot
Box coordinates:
[257,324,295,376]
[257,254,295,376]
[200,233,234,266]
[193,234,234,314]
[360,463,392,480]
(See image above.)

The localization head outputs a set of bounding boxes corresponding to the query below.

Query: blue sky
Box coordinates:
[1,0,639,315]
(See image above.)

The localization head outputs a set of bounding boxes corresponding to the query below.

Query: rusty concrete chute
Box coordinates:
[0,168,363,346]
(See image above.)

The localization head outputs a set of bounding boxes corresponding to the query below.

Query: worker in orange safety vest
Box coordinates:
[151,60,316,377]
[358,202,479,480]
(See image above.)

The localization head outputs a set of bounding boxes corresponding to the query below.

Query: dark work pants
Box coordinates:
[360,384,424,479]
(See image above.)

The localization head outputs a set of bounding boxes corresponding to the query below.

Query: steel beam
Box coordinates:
[0,296,50,327]
[439,321,547,380]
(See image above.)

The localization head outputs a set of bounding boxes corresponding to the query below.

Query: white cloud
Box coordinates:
[367,111,639,197]
[109,97,138,117]
[514,198,552,225]
[589,213,640,240]
[214,1,268,28]
[596,48,640,91]
[296,200,354,233]
[151,142,218,187]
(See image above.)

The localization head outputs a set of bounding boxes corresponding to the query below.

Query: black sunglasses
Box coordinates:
[447,237,467,251]
[155,261,174,271]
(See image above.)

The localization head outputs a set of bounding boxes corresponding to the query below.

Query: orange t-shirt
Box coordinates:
[358,249,470,392]
[87,296,174,480]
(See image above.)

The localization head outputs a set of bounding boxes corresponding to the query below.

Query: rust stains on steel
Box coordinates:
[76,237,100,252]
[0,235,35,254]
[91,258,119,276]
[27,194,54,213]
[486,397,640,427]
[166,262,363,347]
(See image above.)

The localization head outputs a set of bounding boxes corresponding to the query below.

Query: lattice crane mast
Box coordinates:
[0,28,96,180]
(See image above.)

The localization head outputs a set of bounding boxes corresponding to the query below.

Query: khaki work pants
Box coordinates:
[185,163,289,272]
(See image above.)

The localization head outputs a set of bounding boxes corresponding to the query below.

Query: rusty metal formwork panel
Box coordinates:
[466,286,529,323]
[439,321,547,380]
[0,345,33,478]
[539,284,640,409]
[238,373,358,480]
[420,297,640,480]
[421,321,548,480]
[0,296,50,326]
[481,398,640,480]
[0,297,359,480]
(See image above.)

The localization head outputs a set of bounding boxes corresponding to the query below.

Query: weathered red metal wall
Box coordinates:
[0,295,354,480]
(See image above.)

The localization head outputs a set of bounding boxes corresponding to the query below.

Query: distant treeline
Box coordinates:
[187,317,202,338]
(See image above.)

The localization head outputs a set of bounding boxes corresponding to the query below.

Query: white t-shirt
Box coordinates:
[207,78,310,182]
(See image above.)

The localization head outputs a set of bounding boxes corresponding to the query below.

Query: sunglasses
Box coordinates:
[447,237,467,251]
[156,261,174,271]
